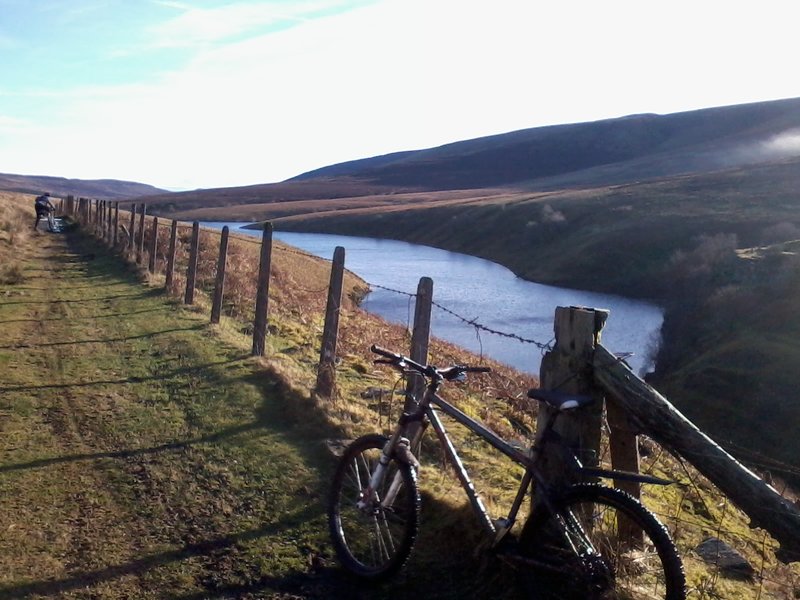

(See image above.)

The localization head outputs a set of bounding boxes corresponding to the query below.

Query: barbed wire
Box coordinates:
[368,282,416,298]
[431,298,554,350]
[155,222,556,358]
[138,219,554,357]
[60,211,800,597]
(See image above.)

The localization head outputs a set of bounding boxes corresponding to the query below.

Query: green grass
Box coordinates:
[212,159,800,491]
[2,191,799,598]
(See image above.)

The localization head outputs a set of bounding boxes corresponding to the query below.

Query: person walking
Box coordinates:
[33,192,56,232]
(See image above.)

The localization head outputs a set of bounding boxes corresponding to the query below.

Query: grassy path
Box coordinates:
[0,229,363,599]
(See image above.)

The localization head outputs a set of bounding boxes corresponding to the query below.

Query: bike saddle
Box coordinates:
[527,388,594,411]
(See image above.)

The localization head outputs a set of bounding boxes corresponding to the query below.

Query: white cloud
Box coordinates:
[147,0,355,48]
[763,130,800,156]
[4,0,800,188]
[0,114,35,133]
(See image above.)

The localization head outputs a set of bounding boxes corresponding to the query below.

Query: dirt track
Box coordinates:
[0,230,361,599]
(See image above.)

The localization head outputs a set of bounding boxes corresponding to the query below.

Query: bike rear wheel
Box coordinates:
[328,434,420,579]
[519,483,685,599]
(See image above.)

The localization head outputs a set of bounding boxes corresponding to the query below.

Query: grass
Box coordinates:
[156,158,800,492]
[1,191,799,598]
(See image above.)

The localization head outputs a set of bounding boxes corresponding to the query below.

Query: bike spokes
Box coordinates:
[520,485,684,599]
[328,435,420,579]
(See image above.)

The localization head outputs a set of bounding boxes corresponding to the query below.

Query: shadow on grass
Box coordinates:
[0,504,359,600]
[0,291,158,306]
[0,323,204,350]
[0,419,261,474]
[0,305,172,325]
[5,229,529,598]
[0,355,246,393]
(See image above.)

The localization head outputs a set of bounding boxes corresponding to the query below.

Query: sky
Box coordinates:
[1,0,799,191]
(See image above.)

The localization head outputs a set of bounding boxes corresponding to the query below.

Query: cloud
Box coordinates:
[147,0,356,48]
[762,130,800,156]
[0,114,35,133]
[5,0,800,189]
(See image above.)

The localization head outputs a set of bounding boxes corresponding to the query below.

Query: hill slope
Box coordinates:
[120,98,800,488]
[2,192,799,598]
[290,97,800,190]
[0,172,168,200]
[253,158,800,484]
[136,96,800,218]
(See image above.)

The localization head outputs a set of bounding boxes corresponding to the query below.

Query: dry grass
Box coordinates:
[0,191,37,283]
[6,196,799,598]
[117,209,800,599]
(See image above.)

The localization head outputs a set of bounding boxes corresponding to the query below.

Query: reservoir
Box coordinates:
[205,224,663,376]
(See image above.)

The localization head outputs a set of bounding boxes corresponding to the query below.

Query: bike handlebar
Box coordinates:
[370,345,491,380]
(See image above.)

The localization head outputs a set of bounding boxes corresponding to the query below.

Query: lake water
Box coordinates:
[204,223,663,376]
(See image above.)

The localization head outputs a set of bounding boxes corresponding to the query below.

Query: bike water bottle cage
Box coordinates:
[527,389,594,412]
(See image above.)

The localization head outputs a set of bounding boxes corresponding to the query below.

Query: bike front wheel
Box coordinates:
[519,483,685,599]
[328,434,420,579]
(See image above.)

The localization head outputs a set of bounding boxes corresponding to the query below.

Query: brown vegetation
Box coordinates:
[3,191,800,597]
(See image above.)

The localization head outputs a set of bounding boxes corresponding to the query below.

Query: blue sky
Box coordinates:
[1,0,799,190]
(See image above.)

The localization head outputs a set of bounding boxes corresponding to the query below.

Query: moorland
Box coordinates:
[2,190,798,598]
[127,97,800,487]
[4,94,800,595]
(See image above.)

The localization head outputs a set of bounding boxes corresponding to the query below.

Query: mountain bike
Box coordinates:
[327,345,686,599]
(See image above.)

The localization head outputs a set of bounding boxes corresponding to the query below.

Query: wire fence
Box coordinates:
[70,201,800,599]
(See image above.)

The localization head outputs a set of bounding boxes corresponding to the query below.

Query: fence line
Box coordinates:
[62,199,800,597]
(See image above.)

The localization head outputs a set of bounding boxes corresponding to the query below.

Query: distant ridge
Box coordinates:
[286,96,800,191]
[0,172,168,200]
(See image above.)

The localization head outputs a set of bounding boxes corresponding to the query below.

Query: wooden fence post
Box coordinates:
[532,306,608,495]
[252,222,273,357]
[315,246,346,398]
[165,220,178,292]
[137,204,146,264]
[148,217,158,273]
[606,391,642,500]
[184,221,200,305]
[128,204,137,257]
[403,277,434,412]
[113,202,119,247]
[107,201,113,242]
[210,226,230,324]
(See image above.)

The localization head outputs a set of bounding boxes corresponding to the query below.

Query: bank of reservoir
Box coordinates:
[205,224,663,375]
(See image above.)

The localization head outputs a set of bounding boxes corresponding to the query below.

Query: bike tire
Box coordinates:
[328,434,420,579]
[519,483,685,599]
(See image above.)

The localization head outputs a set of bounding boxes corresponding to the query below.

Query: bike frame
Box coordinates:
[371,377,670,546]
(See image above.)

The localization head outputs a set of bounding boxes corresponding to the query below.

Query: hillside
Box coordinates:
[121,98,800,491]
[135,96,800,219]
[10,97,800,490]
[0,191,534,598]
[2,191,799,598]
[238,158,800,486]
[0,172,168,200]
[289,97,800,190]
